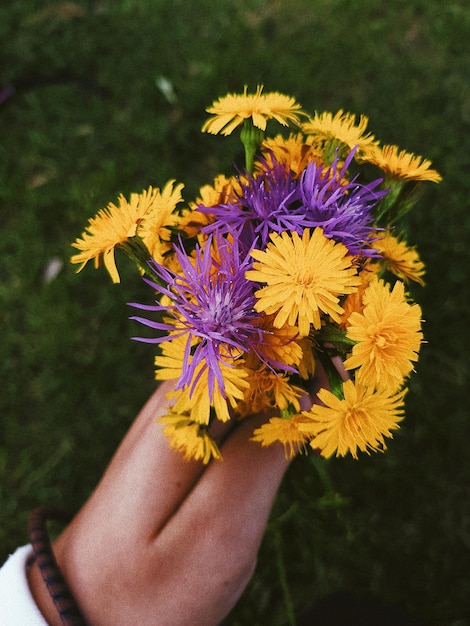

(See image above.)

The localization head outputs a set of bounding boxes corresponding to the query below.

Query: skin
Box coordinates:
[26,357,338,626]
[27,379,301,625]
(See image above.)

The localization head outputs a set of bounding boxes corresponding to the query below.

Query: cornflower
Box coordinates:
[298,148,388,256]
[130,234,265,401]
[199,159,304,250]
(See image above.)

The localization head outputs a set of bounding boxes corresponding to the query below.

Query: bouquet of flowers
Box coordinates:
[71,86,441,464]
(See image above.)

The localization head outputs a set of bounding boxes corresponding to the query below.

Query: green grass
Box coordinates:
[1,1,470,624]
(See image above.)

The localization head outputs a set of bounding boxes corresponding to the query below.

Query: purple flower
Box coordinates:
[197,151,387,257]
[129,234,264,400]
[198,160,305,250]
[298,148,388,256]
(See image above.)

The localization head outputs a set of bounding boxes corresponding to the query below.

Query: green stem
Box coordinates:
[315,348,345,399]
[240,120,264,173]
[119,235,165,285]
[274,528,297,626]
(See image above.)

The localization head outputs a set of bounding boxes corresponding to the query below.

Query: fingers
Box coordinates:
[96,379,207,536]
[331,354,350,381]
[51,380,213,625]
[163,412,289,547]
[58,381,206,552]
[148,414,291,624]
[51,390,293,626]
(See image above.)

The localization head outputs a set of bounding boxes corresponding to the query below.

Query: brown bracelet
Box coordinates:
[28,507,87,626]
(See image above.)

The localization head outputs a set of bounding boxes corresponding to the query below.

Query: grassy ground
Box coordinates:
[1,1,470,624]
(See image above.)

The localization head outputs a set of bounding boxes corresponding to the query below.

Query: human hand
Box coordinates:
[28,380,295,626]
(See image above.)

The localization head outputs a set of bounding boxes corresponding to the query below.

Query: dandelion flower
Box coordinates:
[247,315,303,372]
[340,263,379,326]
[259,133,323,176]
[159,413,223,464]
[192,174,240,208]
[297,336,317,380]
[237,367,303,417]
[299,380,406,459]
[154,335,249,424]
[252,414,310,458]
[71,184,183,283]
[202,85,304,136]
[71,187,159,282]
[303,110,378,153]
[359,144,442,183]
[179,174,239,239]
[169,360,249,425]
[138,180,184,262]
[246,228,360,336]
[343,278,423,392]
[372,232,425,286]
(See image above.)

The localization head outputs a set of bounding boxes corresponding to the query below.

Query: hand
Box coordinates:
[27,380,293,626]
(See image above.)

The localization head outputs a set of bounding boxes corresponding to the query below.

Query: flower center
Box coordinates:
[294,266,316,286]
[369,324,397,350]
[344,406,368,432]
[374,335,387,348]
[201,290,233,331]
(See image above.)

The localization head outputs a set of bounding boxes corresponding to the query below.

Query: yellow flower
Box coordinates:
[359,144,442,183]
[236,367,303,418]
[159,413,222,464]
[138,180,184,262]
[343,278,423,392]
[340,262,379,327]
[170,365,248,425]
[191,174,240,208]
[154,336,249,424]
[258,133,323,176]
[299,380,406,459]
[372,232,426,286]
[71,183,183,283]
[297,336,317,380]
[179,174,239,239]
[246,228,360,336]
[202,85,304,136]
[303,109,378,153]
[252,414,310,458]
[243,314,303,372]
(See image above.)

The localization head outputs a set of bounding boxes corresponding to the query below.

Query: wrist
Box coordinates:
[27,559,64,626]
[27,507,87,626]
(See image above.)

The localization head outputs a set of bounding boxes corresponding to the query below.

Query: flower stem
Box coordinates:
[119,235,164,285]
[315,348,345,399]
[274,527,297,626]
[240,119,264,173]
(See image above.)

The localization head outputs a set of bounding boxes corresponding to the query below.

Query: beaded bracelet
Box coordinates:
[28,507,87,626]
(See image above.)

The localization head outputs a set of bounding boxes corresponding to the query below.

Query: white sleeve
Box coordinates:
[0,544,49,625]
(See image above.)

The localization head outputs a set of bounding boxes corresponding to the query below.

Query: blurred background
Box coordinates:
[1,1,469,624]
